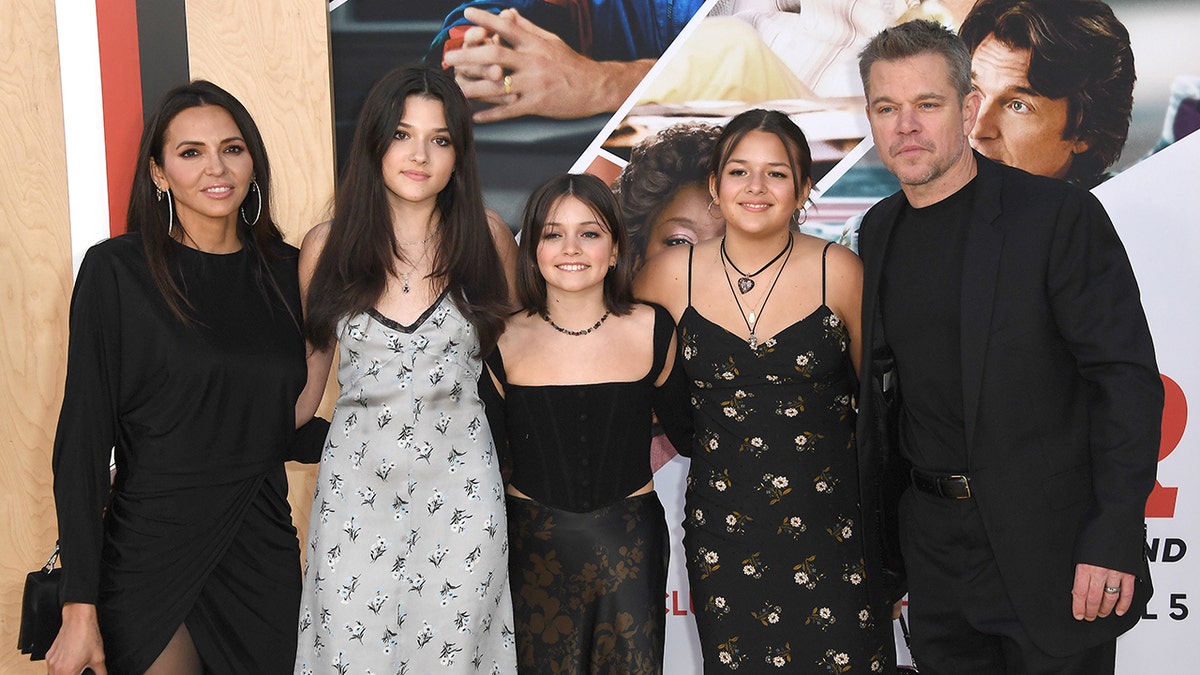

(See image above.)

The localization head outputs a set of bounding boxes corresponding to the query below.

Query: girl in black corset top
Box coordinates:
[480,173,693,673]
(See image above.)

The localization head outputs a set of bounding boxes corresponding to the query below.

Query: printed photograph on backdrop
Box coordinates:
[329,0,709,226]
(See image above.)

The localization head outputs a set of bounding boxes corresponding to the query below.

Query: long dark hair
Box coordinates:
[516,173,633,317]
[305,66,508,353]
[129,80,286,324]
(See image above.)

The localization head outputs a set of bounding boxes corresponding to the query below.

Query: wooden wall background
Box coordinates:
[0,2,335,672]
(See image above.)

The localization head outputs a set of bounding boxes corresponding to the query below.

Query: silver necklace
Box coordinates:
[721,235,793,349]
[398,243,431,294]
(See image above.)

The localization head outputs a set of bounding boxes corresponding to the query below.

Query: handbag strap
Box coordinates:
[42,542,59,574]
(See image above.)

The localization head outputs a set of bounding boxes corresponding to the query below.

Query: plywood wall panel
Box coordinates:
[0,1,72,672]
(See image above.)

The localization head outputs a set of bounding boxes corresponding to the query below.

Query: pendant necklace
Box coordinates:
[721,234,791,294]
[721,234,793,349]
[542,311,611,336]
[398,242,432,294]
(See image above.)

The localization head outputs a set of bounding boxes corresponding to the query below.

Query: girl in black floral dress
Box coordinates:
[637,110,893,673]
[481,174,692,673]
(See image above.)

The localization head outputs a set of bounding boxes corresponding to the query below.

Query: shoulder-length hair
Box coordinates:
[516,173,633,317]
[129,79,287,324]
[710,109,813,201]
[305,65,508,353]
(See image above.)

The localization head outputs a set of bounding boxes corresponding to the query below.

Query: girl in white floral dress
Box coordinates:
[293,66,518,674]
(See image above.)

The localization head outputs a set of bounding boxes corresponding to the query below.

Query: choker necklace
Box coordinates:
[542,311,610,336]
[721,235,791,294]
[721,235,793,349]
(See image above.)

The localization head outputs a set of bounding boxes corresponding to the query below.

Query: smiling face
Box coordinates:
[380,95,456,211]
[536,195,618,296]
[150,104,253,232]
[710,130,809,237]
[643,183,725,261]
[969,35,1088,180]
[866,52,980,205]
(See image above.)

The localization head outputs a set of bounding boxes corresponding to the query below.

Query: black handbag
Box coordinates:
[17,543,62,661]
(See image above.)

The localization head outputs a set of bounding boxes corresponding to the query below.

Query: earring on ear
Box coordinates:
[156,186,164,202]
[240,179,262,227]
[163,189,176,236]
[794,206,808,226]
[707,198,719,220]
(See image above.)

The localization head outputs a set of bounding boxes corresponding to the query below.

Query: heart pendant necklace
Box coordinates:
[722,235,791,294]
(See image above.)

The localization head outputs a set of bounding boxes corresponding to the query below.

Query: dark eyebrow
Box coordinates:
[173,136,245,150]
[396,122,451,134]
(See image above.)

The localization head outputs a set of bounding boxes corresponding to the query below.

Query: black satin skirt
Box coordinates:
[507,491,668,674]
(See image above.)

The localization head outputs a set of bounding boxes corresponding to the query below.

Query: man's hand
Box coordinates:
[1072,562,1136,621]
[442,7,652,123]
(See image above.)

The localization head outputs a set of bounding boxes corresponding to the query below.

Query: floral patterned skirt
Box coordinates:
[507,492,668,674]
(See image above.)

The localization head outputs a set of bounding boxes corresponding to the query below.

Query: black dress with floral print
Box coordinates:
[678,245,886,674]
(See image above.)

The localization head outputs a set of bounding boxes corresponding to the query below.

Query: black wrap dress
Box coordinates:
[53,233,307,674]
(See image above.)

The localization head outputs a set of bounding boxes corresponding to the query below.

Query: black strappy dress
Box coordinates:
[677,242,887,673]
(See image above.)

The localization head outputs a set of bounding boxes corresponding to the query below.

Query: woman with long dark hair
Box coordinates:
[637,109,888,672]
[481,173,691,673]
[293,66,518,673]
[49,81,309,675]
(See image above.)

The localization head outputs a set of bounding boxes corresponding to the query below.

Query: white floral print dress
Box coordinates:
[295,292,515,674]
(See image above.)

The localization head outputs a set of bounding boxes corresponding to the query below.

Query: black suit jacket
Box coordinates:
[855,154,1162,655]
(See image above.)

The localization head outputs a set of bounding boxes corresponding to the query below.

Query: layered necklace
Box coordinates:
[397,230,435,294]
[722,235,791,294]
[542,311,610,336]
[720,234,793,349]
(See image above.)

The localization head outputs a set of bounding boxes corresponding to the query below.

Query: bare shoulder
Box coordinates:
[625,301,661,330]
[299,221,332,272]
[634,243,694,317]
[497,309,539,349]
[821,238,863,276]
[486,208,515,240]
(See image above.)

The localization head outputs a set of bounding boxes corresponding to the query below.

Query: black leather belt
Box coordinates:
[910,467,972,499]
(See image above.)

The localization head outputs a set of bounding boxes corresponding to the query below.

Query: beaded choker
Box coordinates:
[542,311,610,336]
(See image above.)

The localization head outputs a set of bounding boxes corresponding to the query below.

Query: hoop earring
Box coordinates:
[164,189,175,235]
[794,207,808,226]
[240,179,262,227]
[707,198,719,220]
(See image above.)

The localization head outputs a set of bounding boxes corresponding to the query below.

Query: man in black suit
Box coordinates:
[854,19,1162,674]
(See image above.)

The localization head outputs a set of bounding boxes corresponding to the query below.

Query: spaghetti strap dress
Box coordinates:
[677,242,887,673]
[294,292,516,674]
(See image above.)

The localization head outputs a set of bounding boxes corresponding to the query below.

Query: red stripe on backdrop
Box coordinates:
[96,0,143,236]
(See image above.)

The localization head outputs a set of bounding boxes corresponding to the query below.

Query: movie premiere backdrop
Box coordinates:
[1,0,1193,672]
[323,1,1191,671]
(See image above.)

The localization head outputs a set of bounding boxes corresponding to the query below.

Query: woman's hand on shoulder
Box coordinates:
[47,602,107,675]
